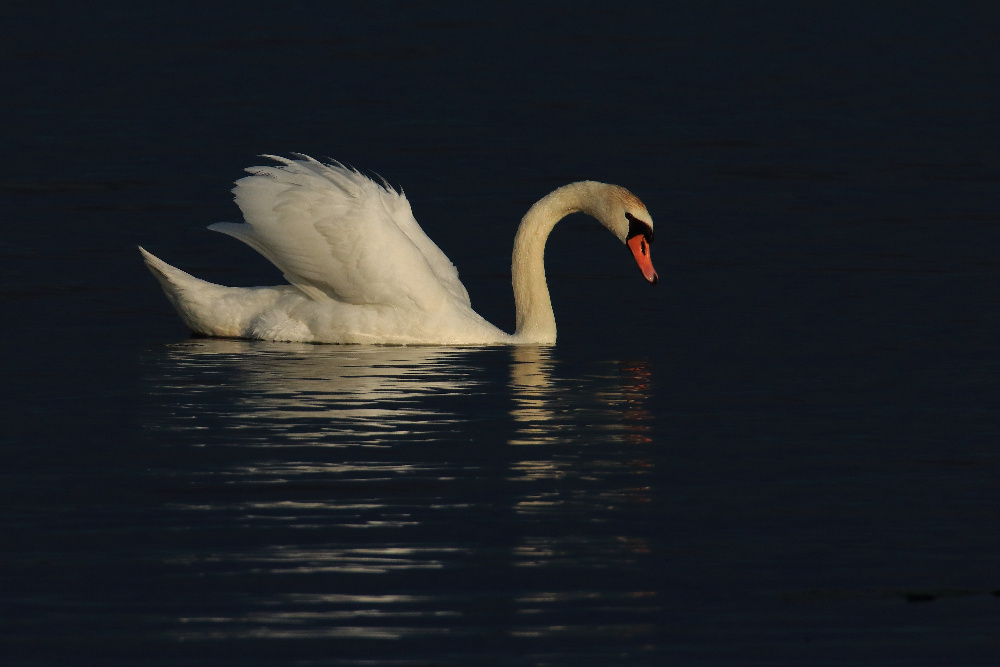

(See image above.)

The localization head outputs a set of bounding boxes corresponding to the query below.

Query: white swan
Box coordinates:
[139,155,657,345]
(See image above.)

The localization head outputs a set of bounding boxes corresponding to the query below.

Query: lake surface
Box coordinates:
[2,1,998,665]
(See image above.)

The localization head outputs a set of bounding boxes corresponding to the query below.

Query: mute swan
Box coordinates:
[139,155,657,345]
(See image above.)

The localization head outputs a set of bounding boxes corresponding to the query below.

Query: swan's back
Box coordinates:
[212,155,470,312]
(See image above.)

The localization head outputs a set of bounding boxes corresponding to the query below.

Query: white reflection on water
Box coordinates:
[153,339,486,444]
[508,346,654,449]
[172,545,467,574]
[145,339,659,648]
[506,346,655,534]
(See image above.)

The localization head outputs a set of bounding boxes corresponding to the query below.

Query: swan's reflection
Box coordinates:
[151,339,488,444]
[508,345,558,440]
[505,345,657,608]
[145,340,659,647]
[506,347,655,485]
[508,346,654,449]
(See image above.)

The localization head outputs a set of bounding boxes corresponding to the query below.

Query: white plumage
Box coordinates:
[140,155,657,345]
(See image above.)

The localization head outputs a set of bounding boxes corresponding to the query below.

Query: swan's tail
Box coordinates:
[139,246,245,337]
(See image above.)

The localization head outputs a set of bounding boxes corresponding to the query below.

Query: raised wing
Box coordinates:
[209,155,470,312]
[365,169,471,307]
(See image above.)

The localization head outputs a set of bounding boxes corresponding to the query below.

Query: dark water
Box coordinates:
[2,1,999,665]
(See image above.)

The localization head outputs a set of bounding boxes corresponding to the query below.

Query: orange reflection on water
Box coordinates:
[619,359,654,445]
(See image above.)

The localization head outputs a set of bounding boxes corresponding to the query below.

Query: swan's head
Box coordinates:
[593,184,658,285]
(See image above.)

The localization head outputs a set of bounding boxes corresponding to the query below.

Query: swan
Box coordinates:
[139,155,657,345]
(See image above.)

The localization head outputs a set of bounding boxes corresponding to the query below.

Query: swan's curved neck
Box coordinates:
[511,181,611,344]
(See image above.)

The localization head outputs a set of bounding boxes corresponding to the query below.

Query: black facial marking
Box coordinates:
[625,212,654,244]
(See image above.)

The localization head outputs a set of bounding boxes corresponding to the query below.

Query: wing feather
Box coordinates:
[213,155,470,312]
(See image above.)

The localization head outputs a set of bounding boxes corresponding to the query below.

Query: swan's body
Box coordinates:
[140,155,657,345]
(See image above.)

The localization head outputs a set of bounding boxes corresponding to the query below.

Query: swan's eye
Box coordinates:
[625,212,654,244]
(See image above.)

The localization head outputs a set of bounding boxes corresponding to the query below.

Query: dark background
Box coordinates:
[2,1,998,665]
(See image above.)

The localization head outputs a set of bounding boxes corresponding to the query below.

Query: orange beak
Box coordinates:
[627,234,658,285]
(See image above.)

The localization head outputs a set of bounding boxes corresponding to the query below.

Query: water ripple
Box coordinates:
[139,339,659,652]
